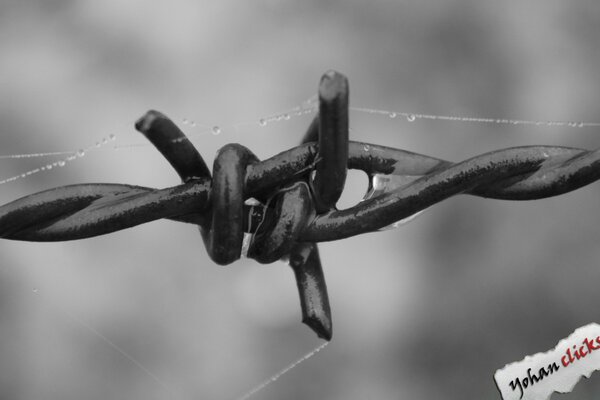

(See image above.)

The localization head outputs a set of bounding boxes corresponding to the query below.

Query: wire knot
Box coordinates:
[1,70,600,340]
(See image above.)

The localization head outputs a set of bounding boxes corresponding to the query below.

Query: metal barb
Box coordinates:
[1,71,600,340]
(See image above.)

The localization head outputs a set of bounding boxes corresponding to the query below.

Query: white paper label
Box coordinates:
[494,323,600,400]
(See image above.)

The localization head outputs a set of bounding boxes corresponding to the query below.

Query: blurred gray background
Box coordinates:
[1,1,600,399]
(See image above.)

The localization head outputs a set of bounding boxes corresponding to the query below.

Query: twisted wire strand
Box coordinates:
[1,70,599,339]
[2,143,598,242]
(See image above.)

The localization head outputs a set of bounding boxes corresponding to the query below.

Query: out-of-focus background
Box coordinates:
[1,1,600,399]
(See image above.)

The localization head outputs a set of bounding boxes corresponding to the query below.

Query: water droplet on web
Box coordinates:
[109,134,116,141]
[283,113,291,120]
[190,121,197,127]
[378,215,425,231]
[77,149,85,157]
[363,144,370,151]
[182,118,189,125]
[102,137,108,144]
[363,173,426,230]
[32,288,39,294]
[95,142,101,148]
[258,118,267,127]
[20,174,26,178]
[46,164,53,170]
[58,160,66,167]
[211,126,221,135]
[350,106,600,129]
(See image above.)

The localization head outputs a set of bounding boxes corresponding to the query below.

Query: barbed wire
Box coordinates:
[1,70,599,340]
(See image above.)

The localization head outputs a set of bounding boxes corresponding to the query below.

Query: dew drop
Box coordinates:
[379,214,425,231]
[109,134,116,141]
[32,288,39,294]
[258,118,267,127]
[577,122,585,128]
[77,149,85,157]
[190,121,197,127]
[407,114,416,122]
[95,142,101,148]
[363,173,426,229]
[182,118,189,125]
[102,138,108,144]
[389,112,397,119]
[211,126,221,135]
[363,144,370,151]
[283,113,291,120]
[58,160,66,167]
[46,164,53,170]
[20,174,26,178]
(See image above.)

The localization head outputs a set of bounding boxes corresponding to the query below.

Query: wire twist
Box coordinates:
[1,71,599,340]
